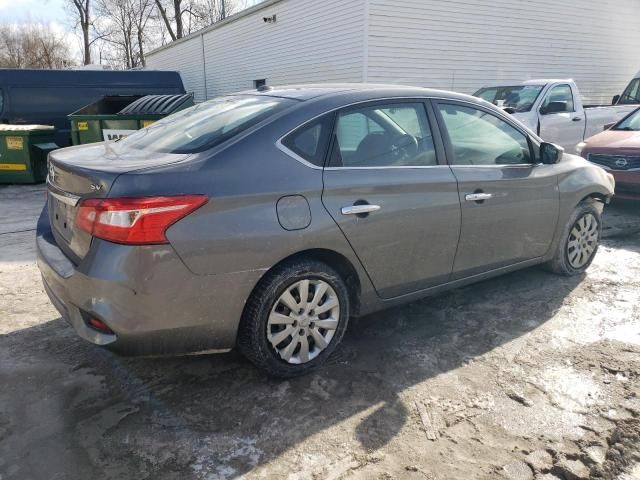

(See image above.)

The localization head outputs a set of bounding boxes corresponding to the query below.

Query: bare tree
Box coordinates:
[67,0,92,64]
[152,0,244,40]
[96,0,155,68]
[0,23,73,69]
[195,0,245,25]
[58,0,257,67]
[154,0,185,40]
[133,0,156,66]
[96,0,135,68]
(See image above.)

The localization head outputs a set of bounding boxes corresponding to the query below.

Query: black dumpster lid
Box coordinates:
[118,93,194,116]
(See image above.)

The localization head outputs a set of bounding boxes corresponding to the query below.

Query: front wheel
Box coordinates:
[237,259,350,378]
[545,200,602,276]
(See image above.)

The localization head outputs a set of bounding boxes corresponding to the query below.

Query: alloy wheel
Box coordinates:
[267,279,340,364]
[567,213,599,269]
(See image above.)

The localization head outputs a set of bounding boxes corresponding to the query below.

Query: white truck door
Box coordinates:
[538,83,585,153]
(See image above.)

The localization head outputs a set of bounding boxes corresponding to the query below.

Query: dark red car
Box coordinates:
[580,107,640,200]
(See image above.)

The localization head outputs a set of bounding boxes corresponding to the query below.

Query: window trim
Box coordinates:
[276,96,540,170]
[431,99,538,168]
[540,83,575,114]
[277,97,446,170]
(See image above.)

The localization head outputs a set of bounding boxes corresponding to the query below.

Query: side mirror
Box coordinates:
[540,142,563,164]
[612,94,620,105]
[603,122,615,131]
[540,101,567,115]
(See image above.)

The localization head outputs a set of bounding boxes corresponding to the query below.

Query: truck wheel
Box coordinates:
[545,200,602,276]
[237,259,350,378]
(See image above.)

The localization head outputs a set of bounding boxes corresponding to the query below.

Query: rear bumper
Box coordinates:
[36,206,264,356]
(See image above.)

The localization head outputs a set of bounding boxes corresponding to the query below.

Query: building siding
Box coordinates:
[147,0,640,105]
[366,0,640,104]
[146,35,208,102]
[147,0,366,100]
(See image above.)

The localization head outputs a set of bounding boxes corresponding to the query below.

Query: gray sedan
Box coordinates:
[37,85,615,377]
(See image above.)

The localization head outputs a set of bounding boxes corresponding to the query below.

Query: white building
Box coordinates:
[146,0,640,105]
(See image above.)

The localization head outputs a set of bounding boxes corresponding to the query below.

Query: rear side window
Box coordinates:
[541,84,574,112]
[0,88,3,115]
[438,103,532,166]
[281,115,333,166]
[117,95,294,153]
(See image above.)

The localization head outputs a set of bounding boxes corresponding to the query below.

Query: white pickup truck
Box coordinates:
[473,79,638,153]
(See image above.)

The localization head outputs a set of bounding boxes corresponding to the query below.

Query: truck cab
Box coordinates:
[474,80,637,153]
[614,70,640,105]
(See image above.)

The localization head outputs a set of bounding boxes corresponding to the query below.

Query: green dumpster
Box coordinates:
[69,93,194,145]
[0,125,58,184]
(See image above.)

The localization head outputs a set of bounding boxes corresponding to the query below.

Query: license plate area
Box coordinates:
[50,195,75,243]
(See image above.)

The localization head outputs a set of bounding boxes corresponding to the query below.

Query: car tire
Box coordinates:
[545,199,602,276]
[237,259,350,378]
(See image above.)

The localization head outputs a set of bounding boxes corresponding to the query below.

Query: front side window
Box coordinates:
[330,103,436,167]
[541,84,574,113]
[116,95,294,154]
[619,79,640,105]
[438,103,532,166]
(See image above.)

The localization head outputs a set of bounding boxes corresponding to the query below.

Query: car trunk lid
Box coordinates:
[46,142,189,262]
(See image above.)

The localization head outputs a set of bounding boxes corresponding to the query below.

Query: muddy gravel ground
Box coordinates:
[1,185,640,480]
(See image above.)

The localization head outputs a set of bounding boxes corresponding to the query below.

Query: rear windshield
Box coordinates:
[473,85,544,113]
[116,95,295,153]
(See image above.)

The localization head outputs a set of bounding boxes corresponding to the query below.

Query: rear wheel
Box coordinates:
[545,200,602,276]
[237,259,350,377]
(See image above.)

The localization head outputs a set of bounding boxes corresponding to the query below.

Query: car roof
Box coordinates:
[522,79,573,85]
[234,83,481,103]
[478,79,572,88]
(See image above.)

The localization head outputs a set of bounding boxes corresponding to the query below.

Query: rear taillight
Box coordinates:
[75,195,207,245]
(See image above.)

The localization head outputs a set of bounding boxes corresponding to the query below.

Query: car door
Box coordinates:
[433,100,559,279]
[320,100,461,299]
[538,83,585,152]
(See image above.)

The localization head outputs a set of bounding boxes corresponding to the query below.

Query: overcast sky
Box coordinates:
[0,0,67,24]
[1,0,81,62]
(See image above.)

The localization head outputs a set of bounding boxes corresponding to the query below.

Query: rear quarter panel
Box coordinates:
[110,117,378,313]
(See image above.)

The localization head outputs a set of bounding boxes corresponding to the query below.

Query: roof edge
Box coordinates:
[146,0,285,57]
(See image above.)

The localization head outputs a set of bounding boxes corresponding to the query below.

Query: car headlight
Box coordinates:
[576,141,587,155]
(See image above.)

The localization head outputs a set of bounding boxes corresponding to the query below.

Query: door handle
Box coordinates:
[465,193,493,202]
[341,204,381,215]
[572,116,582,122]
